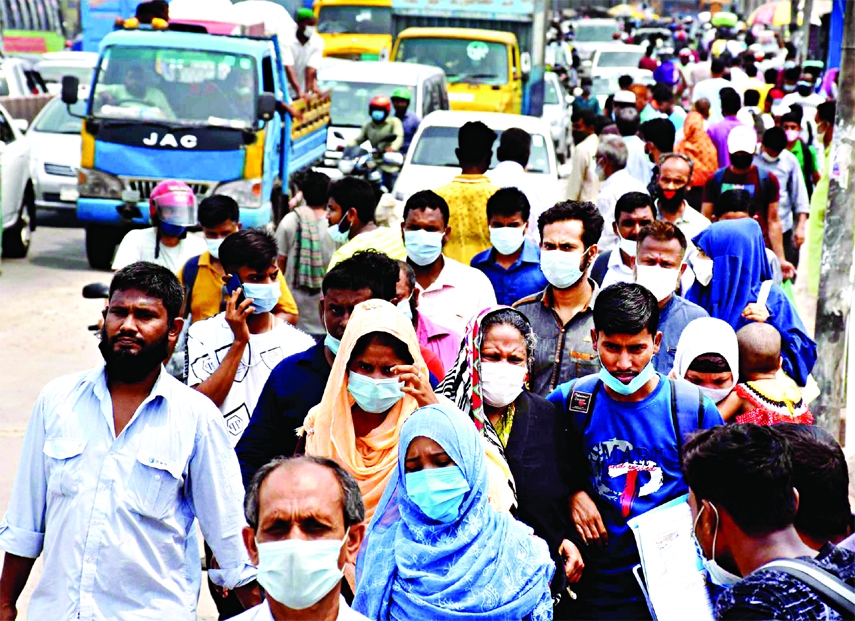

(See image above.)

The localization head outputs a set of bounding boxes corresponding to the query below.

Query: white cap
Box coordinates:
[679,48,692,57]
[728,125,758,154]
[614,90,636,105]
[772,103,791,117]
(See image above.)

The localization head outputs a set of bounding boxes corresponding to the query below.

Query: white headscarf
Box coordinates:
[671,317,739,401]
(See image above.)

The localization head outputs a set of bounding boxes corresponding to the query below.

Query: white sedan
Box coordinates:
[0,103,34,258]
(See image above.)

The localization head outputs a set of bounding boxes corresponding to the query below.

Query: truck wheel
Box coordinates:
[1,191,33,259]
[85,225,121,270]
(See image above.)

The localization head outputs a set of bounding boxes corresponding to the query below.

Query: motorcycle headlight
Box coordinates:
[215,178,263,208]
[78,168,123,199]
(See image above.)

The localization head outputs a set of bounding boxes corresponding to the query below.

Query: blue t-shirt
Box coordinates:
[548,374,722,617]
[470,239,548,306]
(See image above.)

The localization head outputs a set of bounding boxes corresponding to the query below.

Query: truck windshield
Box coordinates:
[318,6,392,35]
[397,38,509,85]
[91,46,258,128]
[412,126,551,174]
[319,79,413,128]
[574,23,618,42]
[595,50,643,69]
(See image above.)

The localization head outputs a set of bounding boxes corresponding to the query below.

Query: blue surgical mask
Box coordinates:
[598,361,655,396]
[242,282,280,314]
[347,371,404,413]
[160,222,186,238]
[397,296,413,321]
[490,226,525,256]
[371,109,386,122]
[693,504,741,586]
[540,249,586,289]
[206,237,224,259]
[406,465,471,523]
[324,333,341,356]
[328,222,350,244]
[404,230,444,266]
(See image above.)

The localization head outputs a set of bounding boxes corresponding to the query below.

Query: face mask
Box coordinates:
[302,25,315,37]
[760,150,779,163]
[206,237,224,259]
[480,361,527,408]
[796,81,812,96]
[598,361,655,396]
[785,128,800,143]
[370,109,387,122]
[404,230,444,266]
[490,226,525,256]
[693,504,741,586]
[406,465,470,523]
[658,186,687,211]
[397,296,413,321]
[595,163,607,181]
[692,256,714,286]
[572,130,589,145]
[784,60,796,69]
[730,153,754,170]
[635,264,679,302]
[327,221,350,244]
[618,235,637,258]
[540,249,586,289]
[783,83,796,93]
[697,384,733,404]
[324,333,341,356]
[255,529,348,609]
[242,282,280,314]
[347,371,404,413]
[160,222,186,238]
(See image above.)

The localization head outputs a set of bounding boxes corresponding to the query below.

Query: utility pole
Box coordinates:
[800,0,814,61]
[813,0,855,441]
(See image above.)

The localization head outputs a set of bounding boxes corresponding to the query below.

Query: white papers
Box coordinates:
[628,494,715,621]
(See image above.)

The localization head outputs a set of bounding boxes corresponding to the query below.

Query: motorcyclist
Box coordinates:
[390,88,420,155]
[351,95,404,154]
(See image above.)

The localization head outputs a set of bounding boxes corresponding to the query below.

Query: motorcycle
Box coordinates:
[83,283,110,334]
[338,145,404,203]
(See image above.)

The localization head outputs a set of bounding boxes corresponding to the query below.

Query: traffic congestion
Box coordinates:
[0,0,853,619]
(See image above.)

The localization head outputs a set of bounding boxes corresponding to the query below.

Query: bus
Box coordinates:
[0,0,66,53]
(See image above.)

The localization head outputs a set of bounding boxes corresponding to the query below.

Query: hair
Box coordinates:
[594,113,612,136]
[762,126,787,153]
[743,88,761,107]
[719,87,742,116]
[714,188,759,219]
[745,63,758,78]
[572,108,597,129]
[110,261,184,322]
[641,119,676,153]
[244,456,365,530]
[593,282,659,336]
[398,259,416,297]
[218,228,278,275]
[481,308,537,372]
[496,128,531,167]
[764,67,779,84]
[637,219,687,257]
[780,111,801,127]
[687,353,731,373]
[788,103,805,123]
[297,170,331,207]
[403,189,450,227]
[736,322,782,375]
[817,100,837,124]
[683,424,797,537]
[135,0,168,22]
[538,201,603,248]
[618,74,634,89]
[694,98,711,119]
[350,331,414,366]
[597,135,628,172]
[458,121,497,164]
[487,187,530,223]
[198,195,239,228]
[322,250,399,299]
[614,191,655,224]
[711,58,726,75]
[773,425,851,544]
[581,75,593,87]
[615,106,640,137]
[652,84,674,104]
[329,176,377,225]
[784,66,802,82]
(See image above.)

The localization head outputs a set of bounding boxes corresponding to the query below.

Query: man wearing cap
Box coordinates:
[391,88,420,155]
[701,125,793,280]
[284,8,324,97]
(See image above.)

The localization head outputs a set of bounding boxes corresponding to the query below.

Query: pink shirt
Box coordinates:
[416,313,463,375]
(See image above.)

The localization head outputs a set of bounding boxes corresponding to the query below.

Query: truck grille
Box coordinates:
[44,163,77,177]
[120,178,215,200]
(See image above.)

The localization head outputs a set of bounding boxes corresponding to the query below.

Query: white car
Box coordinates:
[591,68,655,110]
[542,71,571,162]
[34,51,99,95]
[0,58,48,98]
[27,96,86,213]
[0,103,34,258]
[571,18,622,64]
[590,44,646,75]
[393,110,564,206]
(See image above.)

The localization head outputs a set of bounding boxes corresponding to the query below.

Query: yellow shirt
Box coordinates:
[178,252,298,322]
[327,226,407,270]
[433,174,498,264]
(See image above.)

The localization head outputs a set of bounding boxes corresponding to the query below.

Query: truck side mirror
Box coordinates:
[520,52,532,79]
[61,76,80,105]
[257,93,277,122]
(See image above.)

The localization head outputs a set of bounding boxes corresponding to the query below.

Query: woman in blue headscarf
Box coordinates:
[353,403,555,621]
[686,218,817,386]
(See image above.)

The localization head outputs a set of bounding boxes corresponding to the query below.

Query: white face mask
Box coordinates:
[697,384,733,404]
[618,235,637,258]
[692,256,714,287]
[693,504,741,587]
[302,25,315,37]
[635,264,680,302]
[540,249,586,289]
[397,295,413,321]
[206,237,224,259]
[480,361,527,408]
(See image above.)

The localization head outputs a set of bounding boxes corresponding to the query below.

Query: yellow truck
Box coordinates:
[314,0,393,60]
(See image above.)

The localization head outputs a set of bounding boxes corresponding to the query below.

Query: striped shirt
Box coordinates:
[327,226,407,270]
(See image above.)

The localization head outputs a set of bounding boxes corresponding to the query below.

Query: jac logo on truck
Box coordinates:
[143,132,198,149]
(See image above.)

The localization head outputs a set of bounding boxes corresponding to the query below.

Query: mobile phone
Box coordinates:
[225,274,247,307]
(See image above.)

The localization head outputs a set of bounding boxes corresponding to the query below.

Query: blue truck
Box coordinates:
[64,24,329,268]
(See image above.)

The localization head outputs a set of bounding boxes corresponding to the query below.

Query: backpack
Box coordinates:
[754,558,855,618]
[590,251,611,287]
[712,166,773,221]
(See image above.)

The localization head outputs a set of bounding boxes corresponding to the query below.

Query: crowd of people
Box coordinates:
[0,25,852,621]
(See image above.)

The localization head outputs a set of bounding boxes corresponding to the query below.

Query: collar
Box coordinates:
[198,251,214,267]
[657,200,691,223]
[452,174,491,183]
[542,278,599,312]
[307,341,332,372]
[84,363,171,400]
[421,255,457,293]
[492,160,524,174]
[608,246,633,271]
[417,312,453,340]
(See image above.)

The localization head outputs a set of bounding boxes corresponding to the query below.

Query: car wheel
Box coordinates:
[1,189,34,259]
[85,224,122,270]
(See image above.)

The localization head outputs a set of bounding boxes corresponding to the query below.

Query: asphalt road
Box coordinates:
[0,212,219,620]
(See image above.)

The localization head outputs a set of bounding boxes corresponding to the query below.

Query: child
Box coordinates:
[718,322,813,424]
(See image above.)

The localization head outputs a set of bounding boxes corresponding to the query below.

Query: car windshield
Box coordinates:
[0,68,9,96]
[596,50,643,68]
[38,64,95,85]
[34,98,86,133]
[591,75,620,96]
[397,38,509,85]
[91,46,257,128]
[544,78,560,105]
[320,80,413,127]
[574,23,618,42]
[411,126,551,174]
[318,6,391,35]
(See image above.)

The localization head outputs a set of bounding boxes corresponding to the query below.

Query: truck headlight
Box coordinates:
[78,168,123,199]
[215,178,263,208]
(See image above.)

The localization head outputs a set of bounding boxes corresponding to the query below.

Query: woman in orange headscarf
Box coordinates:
[676,111,719,210]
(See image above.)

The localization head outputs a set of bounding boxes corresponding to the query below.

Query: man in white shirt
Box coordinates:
[284,8,324,97]
[402,191,497,334]
[187,229,315,447]
[594,135,649,252]
[567,108,599,202]
[486,127,549,242]
[692,58,731,123]
[615,107,651,186]
[0,262,259,620]
[234,456,371,621]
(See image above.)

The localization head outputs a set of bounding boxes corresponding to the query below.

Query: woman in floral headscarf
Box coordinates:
[676,111,719,209]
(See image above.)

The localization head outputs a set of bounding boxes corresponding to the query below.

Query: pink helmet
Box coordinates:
[149,180,198,226]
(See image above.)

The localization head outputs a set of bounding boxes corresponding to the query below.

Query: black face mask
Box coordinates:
[658,185,687,212]
[797,85,812,97]
[99,326,170,384]
[572,130,589,145]
[730,153,754,171]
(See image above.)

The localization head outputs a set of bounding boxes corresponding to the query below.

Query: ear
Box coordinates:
[344,522,366,567]
[792,487,800,515]
[168,317,185,345]
[318,297,326,326]
[613,221,620,236]
[242,526,259,566]
[346,207,358,224]
[442,225,451,246]
[679,263,688,278]
[653,330,663,354]
[237,222,243,230]
[590,328,598,352]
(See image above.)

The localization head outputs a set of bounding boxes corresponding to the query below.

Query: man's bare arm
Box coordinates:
[0,553,36,621]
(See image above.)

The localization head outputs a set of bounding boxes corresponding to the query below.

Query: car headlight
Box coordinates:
[78,168,122,199]
[215,178,263,208]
